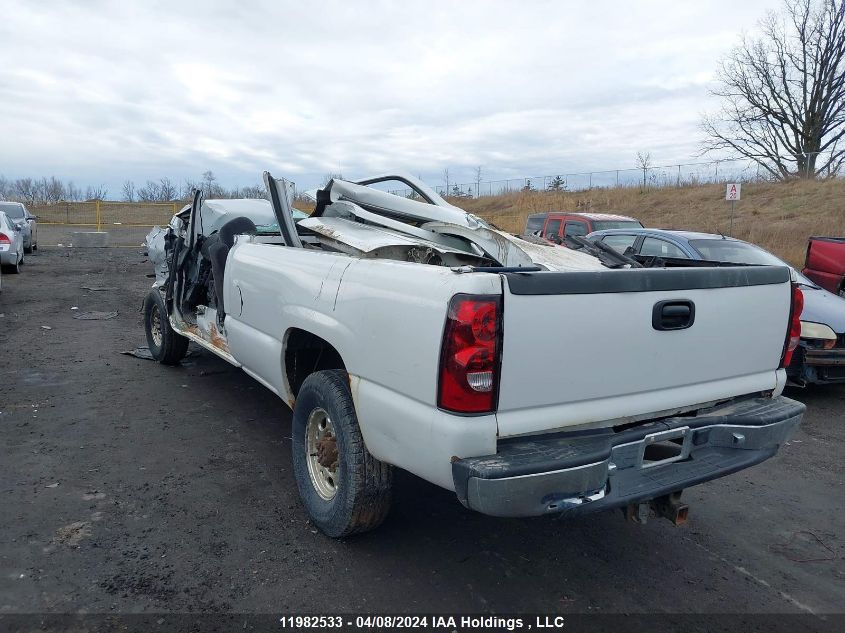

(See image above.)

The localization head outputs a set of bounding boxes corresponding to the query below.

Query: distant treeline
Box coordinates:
[0,171,264,205]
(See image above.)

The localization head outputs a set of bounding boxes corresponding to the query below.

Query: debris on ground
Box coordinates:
[45,482,59,488]
[120,347,155,360]
[198,369,228,377]
[71,306,79,311]
[120,347,192,361]
[73,311,118,320]
[40,325,52,330]
[80,286,118,292]
[55,521,91,546]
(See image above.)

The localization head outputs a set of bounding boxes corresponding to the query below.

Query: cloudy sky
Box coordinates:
[0,0,781,193]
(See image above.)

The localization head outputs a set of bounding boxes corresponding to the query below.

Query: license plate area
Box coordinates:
[638,426,692,469]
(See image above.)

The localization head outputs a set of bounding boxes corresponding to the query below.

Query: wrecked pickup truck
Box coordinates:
[143,172,805,537]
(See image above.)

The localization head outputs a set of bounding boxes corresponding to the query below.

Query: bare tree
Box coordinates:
[11,179,30,203]
[239,184,265,198]
[37,176,65,203]
[85,184,108,201]
[158,177,177,201]
[65,181,82,201]
[13,178,38,204]
[138,180,162,202]
[636,152,652,190]
[702,0,845,179]
[474,165,483,198]
[442,168,450,197]
[201,170,226,198]
[121,180,136,202]
[181,179,199,200]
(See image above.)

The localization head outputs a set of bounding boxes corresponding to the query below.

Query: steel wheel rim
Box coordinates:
[305,407,339,501]
[151,307,163,347]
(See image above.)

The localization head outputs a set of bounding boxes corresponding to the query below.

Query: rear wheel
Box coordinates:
[143,290,189,365]
[292,370,393,538]
[4,253,21,274]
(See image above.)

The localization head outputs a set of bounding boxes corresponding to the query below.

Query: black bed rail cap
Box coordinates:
[504,265,791,295]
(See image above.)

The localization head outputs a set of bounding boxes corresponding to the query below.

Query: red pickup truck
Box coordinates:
[803,237,845,296]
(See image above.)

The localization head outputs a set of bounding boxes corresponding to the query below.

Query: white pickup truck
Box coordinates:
[143,172,805,537]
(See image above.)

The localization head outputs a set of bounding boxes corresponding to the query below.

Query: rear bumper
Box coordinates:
[789,347,845,384]
[803,348,845,366]
[452,396,804,518]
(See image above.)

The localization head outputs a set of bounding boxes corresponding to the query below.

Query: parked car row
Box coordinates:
[0,201,38,253]
[524,211,845,387]
[0,203,39,293]
[0,209,24,286]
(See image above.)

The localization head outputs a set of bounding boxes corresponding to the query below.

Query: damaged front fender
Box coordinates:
[145,226,170,286]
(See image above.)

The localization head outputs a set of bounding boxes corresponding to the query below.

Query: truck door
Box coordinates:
[563,220,589,239]
[263,171,302,248]
[543,218,563,241]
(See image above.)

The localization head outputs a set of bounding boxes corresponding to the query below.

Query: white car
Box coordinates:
[142,172,805,537]
[0,210,25,274]
[0,201,37,253]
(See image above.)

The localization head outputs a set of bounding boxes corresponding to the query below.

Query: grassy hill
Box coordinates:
[451,178,845,267]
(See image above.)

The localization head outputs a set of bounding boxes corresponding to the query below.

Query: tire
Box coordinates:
[292,369,393,538]
[143,289,189,365]
[24,244,32,254]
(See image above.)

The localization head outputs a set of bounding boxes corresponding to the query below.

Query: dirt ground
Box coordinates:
[1,248,843,621]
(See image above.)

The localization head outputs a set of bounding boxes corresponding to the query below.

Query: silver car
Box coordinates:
[0,201,38,253]
[0,210,25,274]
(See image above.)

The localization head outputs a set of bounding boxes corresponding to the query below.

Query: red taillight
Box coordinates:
[780,284,804,368]
[438,294,501,414]
[0,233,10,245]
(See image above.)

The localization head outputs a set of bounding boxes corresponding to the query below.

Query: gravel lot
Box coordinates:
[1,248,843,620]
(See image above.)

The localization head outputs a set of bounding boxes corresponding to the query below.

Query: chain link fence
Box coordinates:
[30,201,180,247]
[391,159,773,199]
[24,156,838,247]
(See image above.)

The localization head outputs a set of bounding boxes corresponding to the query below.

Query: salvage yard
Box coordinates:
[1,247,843,615]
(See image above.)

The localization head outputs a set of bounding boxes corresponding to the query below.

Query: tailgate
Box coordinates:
[496,266,792,437]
